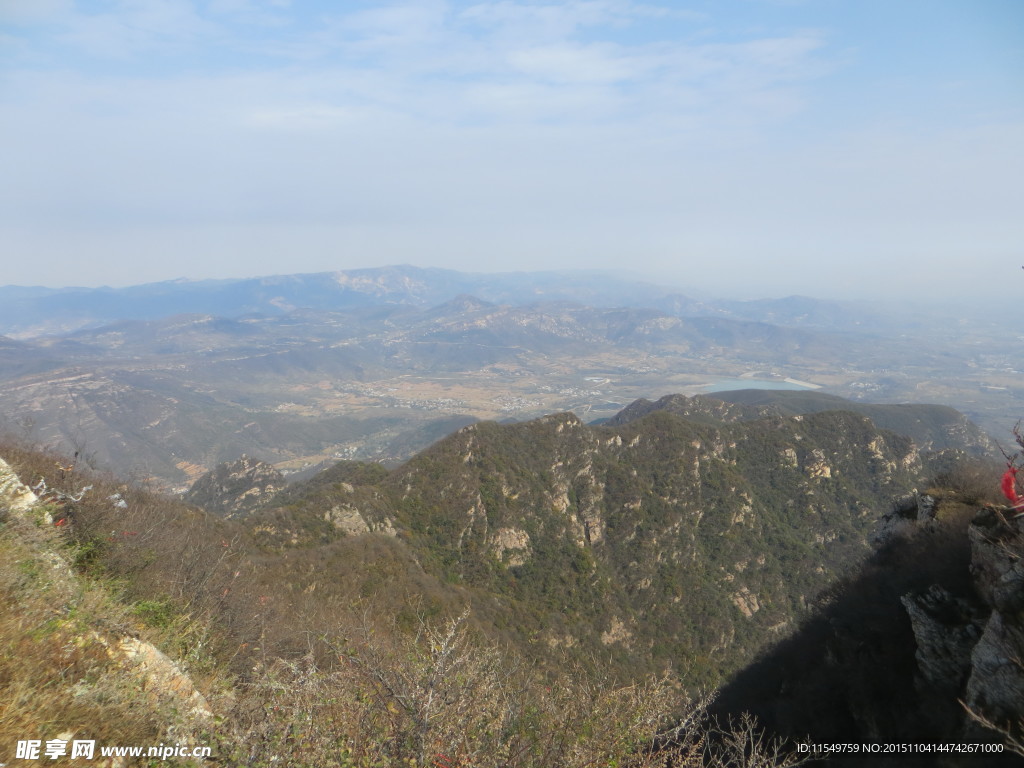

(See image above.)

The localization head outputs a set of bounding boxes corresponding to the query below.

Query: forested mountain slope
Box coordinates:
[239,401,941,685]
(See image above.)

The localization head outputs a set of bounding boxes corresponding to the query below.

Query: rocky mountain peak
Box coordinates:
[183,454,285,516]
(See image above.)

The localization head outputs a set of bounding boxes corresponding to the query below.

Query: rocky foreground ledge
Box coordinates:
[902,503,1024,738]
[0,457,213,729]
[712,491,1024,764]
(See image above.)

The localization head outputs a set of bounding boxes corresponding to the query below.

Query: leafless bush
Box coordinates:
[931,458,1003,506]
[964,703,1024,758]
[221,610,798,768]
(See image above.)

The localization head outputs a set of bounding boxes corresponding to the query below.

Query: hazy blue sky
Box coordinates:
[1,0,1022,299]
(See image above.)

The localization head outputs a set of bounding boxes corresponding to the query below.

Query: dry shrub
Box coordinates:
[966,703,1024,759]
[0,437,262,672]
[220,611,797,768]
[929,457,1004,506]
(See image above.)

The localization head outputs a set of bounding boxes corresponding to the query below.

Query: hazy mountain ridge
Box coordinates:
[611,392,997,457]
[0,265,930,339]
[711,389,997,455]
[0,266,671,337]
[1,296,938,489]
[2,266,1018,491]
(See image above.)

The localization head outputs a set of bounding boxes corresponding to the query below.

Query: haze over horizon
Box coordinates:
[0,263,1004,309]
[2,0,1022,301]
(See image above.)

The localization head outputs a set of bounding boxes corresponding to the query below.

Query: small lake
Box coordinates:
[701,378,817,392]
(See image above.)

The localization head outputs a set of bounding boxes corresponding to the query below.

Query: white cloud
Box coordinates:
[506,42,648,84]
[205,0,292,26]
[459,0,690,40]
[1,1,1020,298]
[0,0,74,24]
[1,1,828,130]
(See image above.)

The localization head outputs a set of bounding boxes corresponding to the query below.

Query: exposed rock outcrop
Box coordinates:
[901,585,983,693]
[962,509,1024,731]
[0,456,39,514]
[184,454,286,516]
[491,526,531,566]
[324,504,397,537]
[871,492,938,544]
[0,455,215,729]
[714,495,1024,763]
[893,507,1024,742]
[115,636,213,720]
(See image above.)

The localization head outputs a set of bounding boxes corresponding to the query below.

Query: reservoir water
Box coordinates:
[702,378,818,392]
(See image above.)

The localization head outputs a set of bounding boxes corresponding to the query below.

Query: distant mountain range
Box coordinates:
[1,265,1019,490]
[0,264,896,338]
[0,296,963,489]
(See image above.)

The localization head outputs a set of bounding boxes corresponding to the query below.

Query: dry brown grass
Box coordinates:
[0,507,165,765]
[0,439,232,765]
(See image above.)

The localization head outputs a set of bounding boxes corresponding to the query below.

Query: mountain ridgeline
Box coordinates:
[3,266,1016,493]
[611,391,996,455]
[211,393,969,687]
[2,390,1018,765]
[0,266,889,338]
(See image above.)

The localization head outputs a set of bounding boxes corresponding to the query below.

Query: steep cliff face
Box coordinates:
[871,502,1024,750]
[953,510,1024,733]
[714,492,1024,764]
